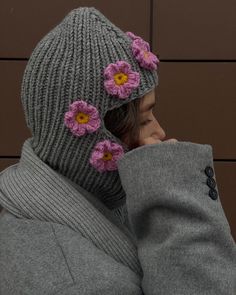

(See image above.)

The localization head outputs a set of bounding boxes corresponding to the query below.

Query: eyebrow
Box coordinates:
[141,101,156,112]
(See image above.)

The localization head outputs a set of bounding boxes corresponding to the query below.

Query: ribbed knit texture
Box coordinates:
[20,7,158,209]
[0,138,143,277]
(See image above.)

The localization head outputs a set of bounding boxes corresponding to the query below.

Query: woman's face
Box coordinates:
[139,89,166,144]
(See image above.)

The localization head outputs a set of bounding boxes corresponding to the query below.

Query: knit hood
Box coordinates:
[6,7,159,210]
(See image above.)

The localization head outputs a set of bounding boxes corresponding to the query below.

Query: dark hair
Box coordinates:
[104,98,142,150]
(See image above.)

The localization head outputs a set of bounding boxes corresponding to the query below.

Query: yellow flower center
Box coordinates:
[144,51,150,59]
[102,152,113,161]
[75,112,90,124]
[114,72,128,85]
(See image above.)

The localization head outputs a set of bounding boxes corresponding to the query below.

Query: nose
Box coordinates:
[153,120,166,141]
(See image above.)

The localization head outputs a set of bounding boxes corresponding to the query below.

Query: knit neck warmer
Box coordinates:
[0,137,142,277]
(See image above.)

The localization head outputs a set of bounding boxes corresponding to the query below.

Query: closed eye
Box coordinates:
[141,119,153,126]
[141,110,155,126]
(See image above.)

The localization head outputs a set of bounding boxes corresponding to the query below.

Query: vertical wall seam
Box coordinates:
[150,0,154,51]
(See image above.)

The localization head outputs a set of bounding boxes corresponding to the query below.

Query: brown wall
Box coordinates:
[0,0,235,240]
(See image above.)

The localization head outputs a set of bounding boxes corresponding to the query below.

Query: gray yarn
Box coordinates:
[21,7,158,210]
[0,139,143,276]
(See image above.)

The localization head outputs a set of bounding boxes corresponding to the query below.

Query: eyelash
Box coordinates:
[141,110,154,126]
[141,119,152,126]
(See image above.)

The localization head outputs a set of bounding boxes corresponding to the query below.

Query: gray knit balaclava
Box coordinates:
[21,7,159,209]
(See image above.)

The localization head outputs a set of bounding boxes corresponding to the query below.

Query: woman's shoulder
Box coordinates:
[0,209,88,248]
[0,211,75,293]
[0,209,53,235]
[0,210,137,294]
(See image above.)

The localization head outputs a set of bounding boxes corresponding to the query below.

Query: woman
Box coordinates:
[104,88,177,148]
[0,7,235,294]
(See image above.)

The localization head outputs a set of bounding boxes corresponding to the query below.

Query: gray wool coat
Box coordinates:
[0,140,236,294]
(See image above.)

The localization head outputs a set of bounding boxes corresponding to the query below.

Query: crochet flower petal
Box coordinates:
[72,124,87,136]
[89,140,124,172]
[125,31,142,41]
[126,72,140,87]
[104,80,118,95]
[116,60,131,74]
[104,63,119,79]
[104,61,140,99]
[135,51,159,70]
[64,99,101,137]
[132,38,150,53]
[117,86,131,99]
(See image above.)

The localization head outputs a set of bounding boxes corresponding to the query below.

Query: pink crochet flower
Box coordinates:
[89,140,124,172]
[126,31,160,70]
[104,61,140,99]
[64,100,101,137]
[132,38,159,70]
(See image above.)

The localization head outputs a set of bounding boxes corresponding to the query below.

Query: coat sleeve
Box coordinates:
[116,141,236,295]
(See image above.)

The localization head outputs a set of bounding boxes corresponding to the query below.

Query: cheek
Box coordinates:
[139,116,159,138]
[139,124,152,140]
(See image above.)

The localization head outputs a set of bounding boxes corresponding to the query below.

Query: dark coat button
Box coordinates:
[206,177,216,189]
[209,188,218,200]
[205,166,214,177]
